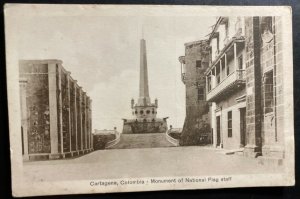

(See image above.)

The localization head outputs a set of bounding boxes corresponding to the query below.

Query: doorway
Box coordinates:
[240,108,246,147]
[216,116,221,147]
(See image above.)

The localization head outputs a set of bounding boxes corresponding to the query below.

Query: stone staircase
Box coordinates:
[107,133,175,149]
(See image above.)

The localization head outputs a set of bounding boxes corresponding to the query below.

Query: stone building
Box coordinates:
[122,39,168,134]
[19,60,93,160]
[204,16,284,161]
[178,40,212,145]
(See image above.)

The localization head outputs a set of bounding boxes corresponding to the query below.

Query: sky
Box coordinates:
[16,11,216,132]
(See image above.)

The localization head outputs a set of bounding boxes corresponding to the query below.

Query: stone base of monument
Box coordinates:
[122,118,168,134]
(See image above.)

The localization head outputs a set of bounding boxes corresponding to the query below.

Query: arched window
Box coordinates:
[146,110,150,114]
[140,110,144,114]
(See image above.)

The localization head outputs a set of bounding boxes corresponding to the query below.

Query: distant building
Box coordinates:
[19,60,93,160]
[204,16,284,160]
[94,128,119,136]
[93,128,119,150]
[178,40,212,145]
[122,39,168,134]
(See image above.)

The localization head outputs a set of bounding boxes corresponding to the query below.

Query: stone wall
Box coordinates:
[260,17,284,158]
[19,60,93,160]
[180,40,212,146]
[244,16,284,158]
[244,17,263,157]
[19,63,51,154]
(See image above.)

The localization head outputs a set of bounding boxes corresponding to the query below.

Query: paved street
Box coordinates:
[23,146,283,182]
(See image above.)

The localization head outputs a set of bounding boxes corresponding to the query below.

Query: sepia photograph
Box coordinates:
[4,4,294,197]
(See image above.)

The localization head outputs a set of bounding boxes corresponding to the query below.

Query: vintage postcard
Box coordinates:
[5,4,294,197]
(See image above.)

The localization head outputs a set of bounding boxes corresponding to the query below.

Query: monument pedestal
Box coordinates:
[122,118,167,134]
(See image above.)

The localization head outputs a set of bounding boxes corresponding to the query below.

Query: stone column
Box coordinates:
[74,81,78,152]
[19,78,29,161]
[87,96,90,150]
[79,87,83,151]
[244,16,262,157]
[67,72,72,153]
[48,63,60,158]
[84,93,87,150]
[90,99,93,150]
[57,65,64,155]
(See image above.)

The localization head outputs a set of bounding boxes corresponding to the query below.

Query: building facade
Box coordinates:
[205,17,247,151]
[178,40,212,145]
[19,60,93,160]
[204,16,284,160]
[179,16,285,161]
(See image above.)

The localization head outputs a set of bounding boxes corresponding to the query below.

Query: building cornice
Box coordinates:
[184,39,208,47]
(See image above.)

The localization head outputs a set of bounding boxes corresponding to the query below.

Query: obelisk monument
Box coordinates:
[122,38,168,134]
[138,39,150,106]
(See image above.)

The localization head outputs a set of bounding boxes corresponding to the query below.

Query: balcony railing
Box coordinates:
[166,128,182,146]
[206,69,246,102]
[206,37,245,75]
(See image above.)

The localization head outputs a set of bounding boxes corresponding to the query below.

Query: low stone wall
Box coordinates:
[165,129,181,146]
[105,134,121,149]
[93,134,116,150]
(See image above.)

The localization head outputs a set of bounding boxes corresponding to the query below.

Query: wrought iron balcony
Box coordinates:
[206,69,246,102]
